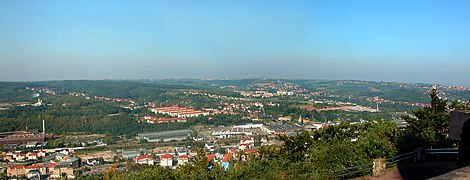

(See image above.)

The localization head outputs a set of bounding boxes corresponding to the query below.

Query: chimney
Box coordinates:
[42,119,45,135]
[311,112,315,124]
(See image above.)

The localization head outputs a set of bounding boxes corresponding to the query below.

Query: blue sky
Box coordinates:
[1,0,469,86]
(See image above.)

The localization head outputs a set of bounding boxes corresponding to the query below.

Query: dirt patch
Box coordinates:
[78,150,116,162]
[295,103,316,111]
[369,88,381,92]
[355,167,403,180]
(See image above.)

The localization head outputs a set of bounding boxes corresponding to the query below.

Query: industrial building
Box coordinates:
[137,129,192,143]
[0,131,53,147]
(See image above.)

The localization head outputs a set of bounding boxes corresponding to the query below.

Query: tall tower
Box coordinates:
[42,119,45,135]
[376,103,379,112]
[311,112,315,124]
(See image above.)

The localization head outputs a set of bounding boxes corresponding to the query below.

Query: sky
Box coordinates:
[1,0,469,86]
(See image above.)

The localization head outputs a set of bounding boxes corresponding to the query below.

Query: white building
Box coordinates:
[160,154,173,167]
[135,155,154,165]
[177,155,189,166]
[240,138,254,146]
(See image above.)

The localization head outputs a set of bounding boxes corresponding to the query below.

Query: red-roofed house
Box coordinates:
[48,163,57,172]
[242,148,259,161]
[34,150,46,157]
[25,164,47,175]
[238,144,248,150]
[136,155,154,165]
[228,148,238,154]
[240,137,254,145]
[7,165,26,177]
[150,106,209,118]
[249,113,259,119]
[189,148,198,157]
[222,153,232,162]
[27,153,37,160]
[177,155,189,165]
[15,153,26,162]
[244,148,258,154]
[222,154,233,171]
[160,154,173,167]
[207,154,216,162]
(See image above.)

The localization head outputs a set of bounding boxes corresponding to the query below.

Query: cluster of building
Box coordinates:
[6,163,73,179]
[238,81,309,98]
[133,153,189,168]
[149,106,209,118]
[69,92,136,103]
[3,148,79,179]
[246,81,300,91]
[25,87,56,94]
[1,150,46,162]
[183,91,248,101]
[120,144,259,171]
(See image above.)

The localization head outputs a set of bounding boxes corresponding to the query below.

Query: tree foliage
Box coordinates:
[401,88,450,149]
[86,120,398,180]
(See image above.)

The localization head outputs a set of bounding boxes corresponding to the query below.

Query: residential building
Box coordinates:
[154,146,175,157]
[87,158,100,166]
[160,154,173,167]
[34,150,46,157]
[207,154,216,162]
[7,166,26,177]
[50,165,74,179]
[27,153,37,160]
[14,153,26,162]
[278,116,292,121]
[238,144,248,150]
[240,138,254,145]
[55,152,69,162]
[205,143,216,152]
[26,170,40,179]
[136,155,154,165]
[177,155,189,166]
[25,141,39,148]
[25,164,47,175]
[66,157,81,168]
[221,154,233,171]
[149,106,209,118]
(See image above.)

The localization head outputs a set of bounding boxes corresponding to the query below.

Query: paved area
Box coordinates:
[429,165,470,180]
[355,161,458,180]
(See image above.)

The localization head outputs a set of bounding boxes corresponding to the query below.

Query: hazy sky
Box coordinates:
[1,1,469,86]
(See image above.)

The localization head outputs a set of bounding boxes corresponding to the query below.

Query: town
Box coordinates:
[0,79,469,179]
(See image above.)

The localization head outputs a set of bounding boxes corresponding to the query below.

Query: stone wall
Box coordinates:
[449,110,470,141]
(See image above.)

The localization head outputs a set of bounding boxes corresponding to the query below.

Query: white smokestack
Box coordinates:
[42,119,45,135]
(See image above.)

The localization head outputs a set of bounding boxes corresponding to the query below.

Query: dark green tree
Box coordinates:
[402,88,449,148]
[450,100,469,110]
